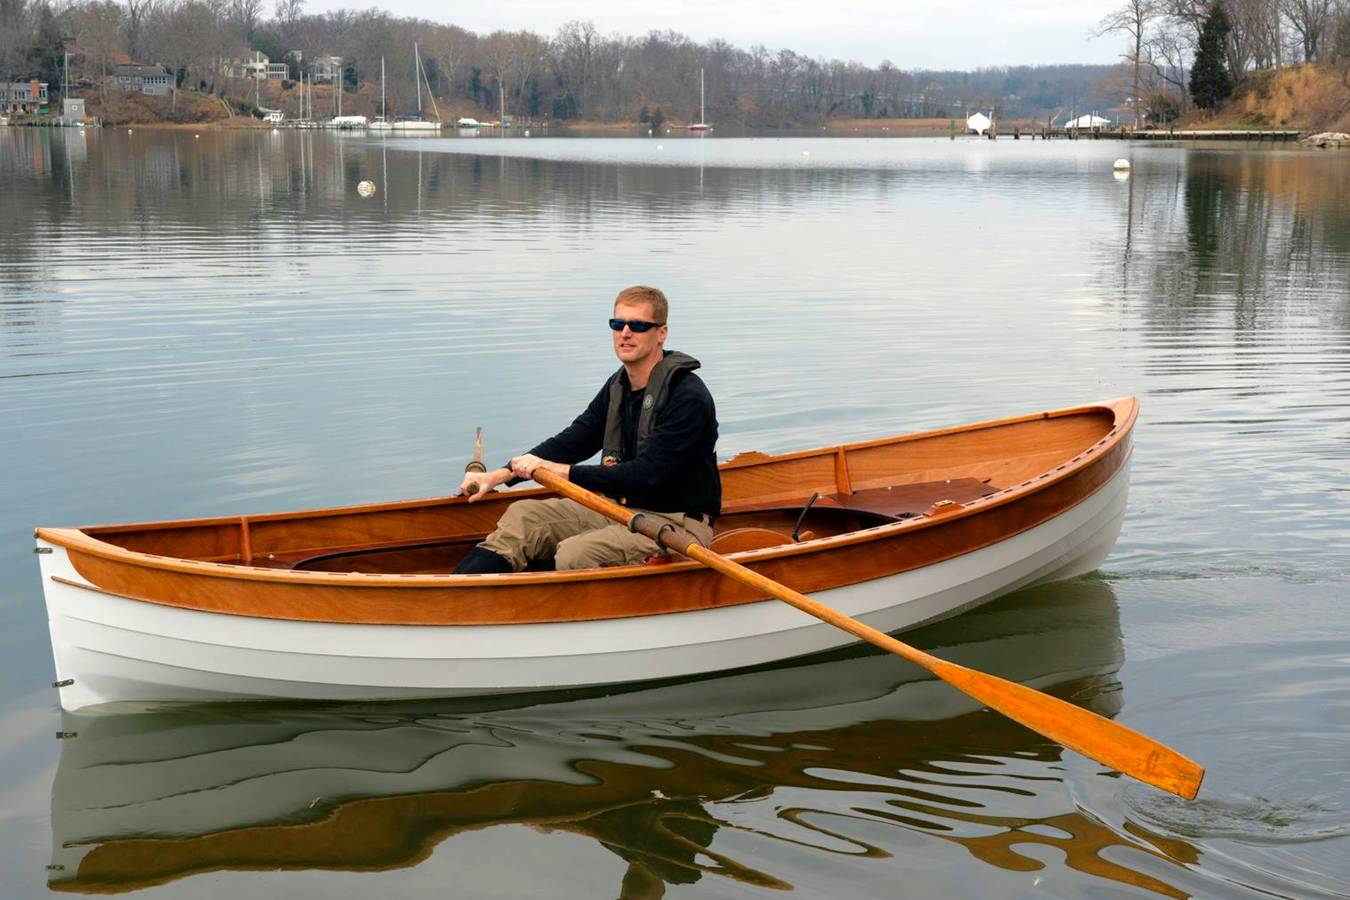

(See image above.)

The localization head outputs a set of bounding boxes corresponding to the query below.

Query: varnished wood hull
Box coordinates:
[35,399,1137,711]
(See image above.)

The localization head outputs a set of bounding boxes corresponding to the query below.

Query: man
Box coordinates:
[454,285,720,573]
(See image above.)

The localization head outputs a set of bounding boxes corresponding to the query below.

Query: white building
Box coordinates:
[57,97,86,126]
[232,53,289,81]
[1065,114,1112,129]
[311,56,343,83]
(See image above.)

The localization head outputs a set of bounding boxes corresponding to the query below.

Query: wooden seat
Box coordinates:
[709,527,795,554]
[813,478,997,520]
[644,526,795,565]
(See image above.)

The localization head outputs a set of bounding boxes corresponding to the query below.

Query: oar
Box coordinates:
[530,468,1204,800]
[464,426,486,478]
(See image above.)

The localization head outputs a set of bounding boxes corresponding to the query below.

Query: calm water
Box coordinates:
[2,129,1349,898]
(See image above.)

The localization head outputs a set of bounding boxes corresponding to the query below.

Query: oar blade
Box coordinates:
[931,659,1205,799]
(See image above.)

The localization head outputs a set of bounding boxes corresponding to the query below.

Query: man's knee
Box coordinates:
[482,499,555,570]
[496,498,548,530]
[554,533,610,570]
[556,528,650,570]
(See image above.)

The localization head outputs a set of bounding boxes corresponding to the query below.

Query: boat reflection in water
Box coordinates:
[48,579,1196,897]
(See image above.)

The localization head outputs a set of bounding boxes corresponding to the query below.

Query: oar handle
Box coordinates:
[464,426,486,474]
[531,468,1204,800]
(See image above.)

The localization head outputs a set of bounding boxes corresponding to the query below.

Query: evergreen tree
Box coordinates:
[1190,3,1233,111]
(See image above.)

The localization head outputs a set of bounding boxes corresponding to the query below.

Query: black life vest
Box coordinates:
[601,351,701,466]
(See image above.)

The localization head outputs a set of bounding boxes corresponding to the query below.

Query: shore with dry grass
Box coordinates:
[1184,63,1350,135]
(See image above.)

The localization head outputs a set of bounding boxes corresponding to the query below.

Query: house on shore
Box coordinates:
[2,80,49,115]
[115,65,174,97]
[311,56,343,83]
[230,52,289,81]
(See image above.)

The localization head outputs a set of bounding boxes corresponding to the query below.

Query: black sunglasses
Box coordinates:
[608,318,664,333]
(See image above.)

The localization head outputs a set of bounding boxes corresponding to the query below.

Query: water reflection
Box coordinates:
[47,582,1198,897]
[1109,150,1350,324]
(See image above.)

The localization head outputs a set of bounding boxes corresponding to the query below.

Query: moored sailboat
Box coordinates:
[369,57,391,131]
[688,68,712,132]
[391,42,441,131]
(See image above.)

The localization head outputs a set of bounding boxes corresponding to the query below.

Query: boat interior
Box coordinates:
[76,406,1121,575]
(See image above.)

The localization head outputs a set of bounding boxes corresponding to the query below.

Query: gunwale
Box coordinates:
[35,398,1137,625]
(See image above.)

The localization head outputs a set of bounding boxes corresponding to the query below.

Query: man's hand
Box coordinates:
[510,454,571,482]
[458,467,510,503]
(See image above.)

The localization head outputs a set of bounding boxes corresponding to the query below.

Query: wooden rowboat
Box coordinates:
[35,397,1137,712]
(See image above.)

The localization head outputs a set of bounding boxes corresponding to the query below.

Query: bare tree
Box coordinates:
[1223,0,1288,72]
[551,19,597,118]
[69,1,127,99]
[1282,0,1332,58]
[482,29,513,124]
[124,0,156,61]
[273,0,301,28]
[508,30,546,117]
[1334,0,1350,60]
[421,24,471,104]
[227,0,261,45]
[148,0,226,105]
[1098,0,1164,127]
[1144,25,1192,107]
[0,0,33,84]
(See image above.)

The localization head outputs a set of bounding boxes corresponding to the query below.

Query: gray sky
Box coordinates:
[303,0,1127,70]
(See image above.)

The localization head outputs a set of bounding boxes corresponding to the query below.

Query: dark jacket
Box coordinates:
[523,351,721,520]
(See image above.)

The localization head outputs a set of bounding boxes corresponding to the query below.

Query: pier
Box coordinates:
[984,124,1303,142]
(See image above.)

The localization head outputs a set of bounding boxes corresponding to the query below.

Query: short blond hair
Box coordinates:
[614,285,668,324]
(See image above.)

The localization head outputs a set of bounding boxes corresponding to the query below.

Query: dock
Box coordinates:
[983,124,1303,142]
[1071,128,1299,141]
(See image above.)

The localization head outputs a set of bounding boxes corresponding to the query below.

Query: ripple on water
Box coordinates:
[1069,638,1350,898]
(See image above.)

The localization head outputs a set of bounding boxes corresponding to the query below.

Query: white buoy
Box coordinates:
[357,180,376,197]
[1112,158,1130,171]
[524,129,530,136]
[656,144,663,150]
[127,128,133,134]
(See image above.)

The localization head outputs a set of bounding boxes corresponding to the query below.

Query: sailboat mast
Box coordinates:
[381,56,386,118]
[415,42,422,116]
[700,68,705,125]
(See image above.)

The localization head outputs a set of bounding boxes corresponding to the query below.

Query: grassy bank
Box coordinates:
[77,90,237,126]
[1186,63,1350,133]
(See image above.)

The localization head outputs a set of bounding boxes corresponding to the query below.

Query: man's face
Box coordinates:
[611,299,668,366]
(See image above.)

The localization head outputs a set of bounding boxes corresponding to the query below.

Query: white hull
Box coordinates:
[48,576,1126,886]
[38,463,1129,711]
[391,120,441,131]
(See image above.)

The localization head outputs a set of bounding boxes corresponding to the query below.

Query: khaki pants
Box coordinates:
[480,497,715,571]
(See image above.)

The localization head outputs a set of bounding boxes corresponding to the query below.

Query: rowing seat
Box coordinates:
[709,527,797,554]
[813,478,997,519]
[643,526,796,565]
